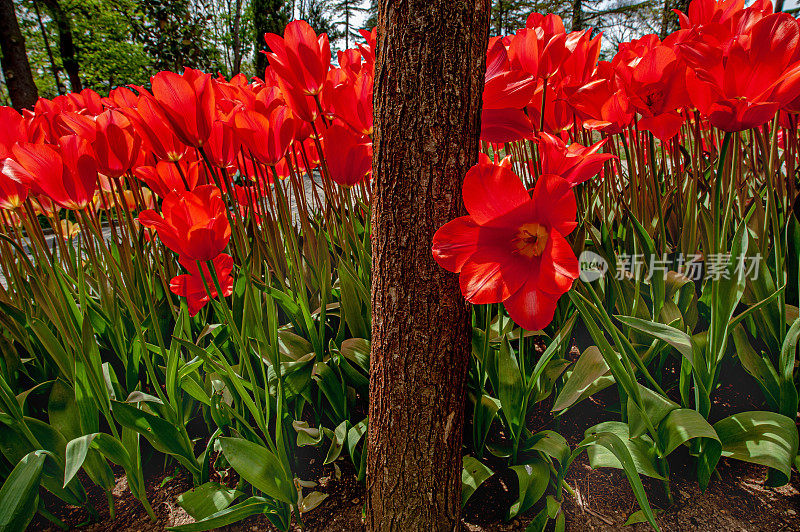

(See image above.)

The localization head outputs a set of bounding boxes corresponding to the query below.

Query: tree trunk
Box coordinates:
[366,0,489,529]
[253,0,288,76]
[571,0,583,32]
[232,0,243,75]
[32,0,66,95]
[660,0,688,38]
[0,0,39,110]
[41,0,81,92]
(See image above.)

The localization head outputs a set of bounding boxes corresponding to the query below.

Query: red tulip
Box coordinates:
[432,155,579,330]
[357,28,376,71]
[484,39,537,110]
[616,44,690,140]
[138,185,230,261]
[264,20,331,97]
[570,66,634,135]
[93,109,143,178]
[480,108,535,143]
[55,111,97,141]
[538,133,615,186]
[123,95,188,162]
[230,105,296,167]
[170,253,234,316]
[204,120,238,169]
[104,86,140,108]
[328,71,373,136]
[0,107,28,159]
[321,124,372,187]
[0,159,30,210]
[151,68,216,148]
[134,159,206,198]
[7,136,97,210]
[338,49,364,80]
[677,13,800,131]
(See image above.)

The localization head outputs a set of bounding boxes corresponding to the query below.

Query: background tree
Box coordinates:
[131,0,220,73]
[0,0,38,109]
[333,0,367,48]
[659,0,688,37]
[253,0,288,75]
[40,0,80,90]
[366,0,490,530]
[31,0,65,94]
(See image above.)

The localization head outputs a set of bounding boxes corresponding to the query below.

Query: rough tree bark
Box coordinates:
[571,0,583,32]
[366,0,490,529]
[231,0,243,75]
[41,0,82,92]
[660,0,689,39]
[32,0,66,95]
[253,0,288,76]
[0,0,39,110]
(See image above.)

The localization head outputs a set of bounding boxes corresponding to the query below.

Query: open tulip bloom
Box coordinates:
[433,155,579,330]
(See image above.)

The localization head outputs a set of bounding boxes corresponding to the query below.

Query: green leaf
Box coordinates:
[732,326,780,409]
[472,394,500,457]
[615,316,695,368]
[298,491,328,513]
[658,409,719,456]
[552,347,609,411]
[312,361,347,424]
[0,451,46,531]
[177,482,243,520]
[778,318,800,420]
[657,408,721,488]
[461,455,493,507]
[625,508,662,526]
[713,411,799,487]
[218,437,296,504]
[708,221,748,366]
[324,421,348,465]
[626,385,679,438]
[584,422,664,480]
[111,400,200,478]
[498,337,525,434]
[167,496,276,531]
[508,458,549,519]
[64,433,142,501]
[522,430,570,466]
[579,432,661,531]
[339,338,370,374]
[30,319,74,380]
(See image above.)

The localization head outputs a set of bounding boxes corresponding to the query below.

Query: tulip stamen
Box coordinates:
[513,222,548,259]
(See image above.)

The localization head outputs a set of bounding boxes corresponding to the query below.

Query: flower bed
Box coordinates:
[0,1,799,530]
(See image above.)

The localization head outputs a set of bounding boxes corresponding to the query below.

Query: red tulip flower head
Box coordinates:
[230,105,296,167]
[538,133,615,186]
[134,159,205,198]
[151,68,216,148]
[678,13,800,131]
[6,136,97,210]
[93,109,143,178]
[264,20,331,97]
[139,185,231,261]
[170,254,234,316]
[0,107,27,160]
[123,95,188,162]
[432,155,579,330]
[0,159,30,210]
[321,124,372,187]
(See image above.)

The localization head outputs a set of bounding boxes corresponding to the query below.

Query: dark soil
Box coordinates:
[36,357,800,531]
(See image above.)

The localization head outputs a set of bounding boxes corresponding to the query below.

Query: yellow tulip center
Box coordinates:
[513,222,548,259]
